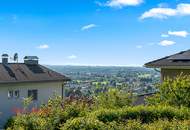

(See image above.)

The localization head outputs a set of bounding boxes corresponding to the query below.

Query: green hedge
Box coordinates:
[62,118,190,130]
[91,105,190,123]
[6,105,190,130]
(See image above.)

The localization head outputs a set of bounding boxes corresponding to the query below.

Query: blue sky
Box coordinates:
[0,0,190,66]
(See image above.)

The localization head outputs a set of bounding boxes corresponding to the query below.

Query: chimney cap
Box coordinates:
[2,54,8,57]
[24,56,39,60]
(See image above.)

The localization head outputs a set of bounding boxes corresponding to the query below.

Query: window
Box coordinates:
[28,90,38,100]
[8,90,13,99]
[14,90,20,98]
[8,90,20,99]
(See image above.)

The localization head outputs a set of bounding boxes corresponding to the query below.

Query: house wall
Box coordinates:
[0,81,64,128]
[161,68,190,81]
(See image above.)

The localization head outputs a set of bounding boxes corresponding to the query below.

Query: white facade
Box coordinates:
[0,81,64,127]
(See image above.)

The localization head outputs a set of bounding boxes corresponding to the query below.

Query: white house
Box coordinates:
[0,54,70,127]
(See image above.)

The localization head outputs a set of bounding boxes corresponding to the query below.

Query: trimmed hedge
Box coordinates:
[91,105,190,123]
[61,118,190,130]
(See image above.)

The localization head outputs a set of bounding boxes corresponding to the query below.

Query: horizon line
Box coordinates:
[44,64,144,67]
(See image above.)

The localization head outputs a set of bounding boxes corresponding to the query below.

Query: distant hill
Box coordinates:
[46,65,159,80]
[46,65,155,74]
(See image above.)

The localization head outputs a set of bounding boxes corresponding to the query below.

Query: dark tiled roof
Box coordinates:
[0,63,70,84]
[145,50,190,68]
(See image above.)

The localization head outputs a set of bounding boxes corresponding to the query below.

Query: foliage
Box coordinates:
[143,120,190,130]
[5,86,190,130]
[91,105,190,123]
[23,97,33,112]
[147,74,190,107]
[5,114,50,130]
[108,120,190,130]
[94,88,132,109]
[61,118,190,130]
[5,95,93,130]
[5,102,190,130]
[61,117,108,130]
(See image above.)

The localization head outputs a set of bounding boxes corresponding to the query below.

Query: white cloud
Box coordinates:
[136,45,143,49]
[140,8,177,19]
[37,44,49,49]
[106,0,143,8]
[159,40,175,46]
[161,34,169,38]
[140,3,190,19]
[168,30,189,37]
[81,24,97,31]
[67,55,77,59]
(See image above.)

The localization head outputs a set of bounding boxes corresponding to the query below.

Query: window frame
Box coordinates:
[8,90,14,99]
[28,89,38,101]
[14,90,20,99]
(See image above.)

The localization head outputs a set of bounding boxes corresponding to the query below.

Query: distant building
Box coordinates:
[145,50,190,81]
[0,54,70,127]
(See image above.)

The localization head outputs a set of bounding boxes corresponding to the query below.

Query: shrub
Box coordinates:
[5,95,92,130]
[94,88,132,109]
[147,74,190,107]
[39,96,91,129]
[92,105,190,123]
[5,114,50,130]
[107,120,143,130]
[144,120,190,130]
[62,118,190,130]
[5,91,190,129]
[61,117,108,130]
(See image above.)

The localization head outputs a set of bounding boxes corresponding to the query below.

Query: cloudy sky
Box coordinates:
[0,0,190,66]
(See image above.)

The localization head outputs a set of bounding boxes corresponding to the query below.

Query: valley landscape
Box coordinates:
[1,0,190,129]
[48,65,160,96]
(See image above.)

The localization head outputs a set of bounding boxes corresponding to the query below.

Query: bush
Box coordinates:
[144,120,190,130]
[5,96,91,130]
[107,120,143,130]
[147,74,190,107]
[5,114,50,130]
[62,118,190,130]
[5,90,190,129]
[94,88,132,109]
[61,117,108,130]
[92,105,190,123]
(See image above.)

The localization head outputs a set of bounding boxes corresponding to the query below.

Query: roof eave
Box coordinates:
[0,78,71,85]
[145,64,190,69]
[144,63,159,68]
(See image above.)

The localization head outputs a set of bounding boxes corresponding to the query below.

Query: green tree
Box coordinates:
[147,74,190,107]
[95,88,132,109]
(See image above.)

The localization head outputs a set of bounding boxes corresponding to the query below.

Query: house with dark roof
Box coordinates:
[145,50,190,81]
[0,54,70,127]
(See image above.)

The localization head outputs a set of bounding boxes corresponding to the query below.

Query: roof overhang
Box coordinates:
[144,64,190,69]
[0,78,71,85]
